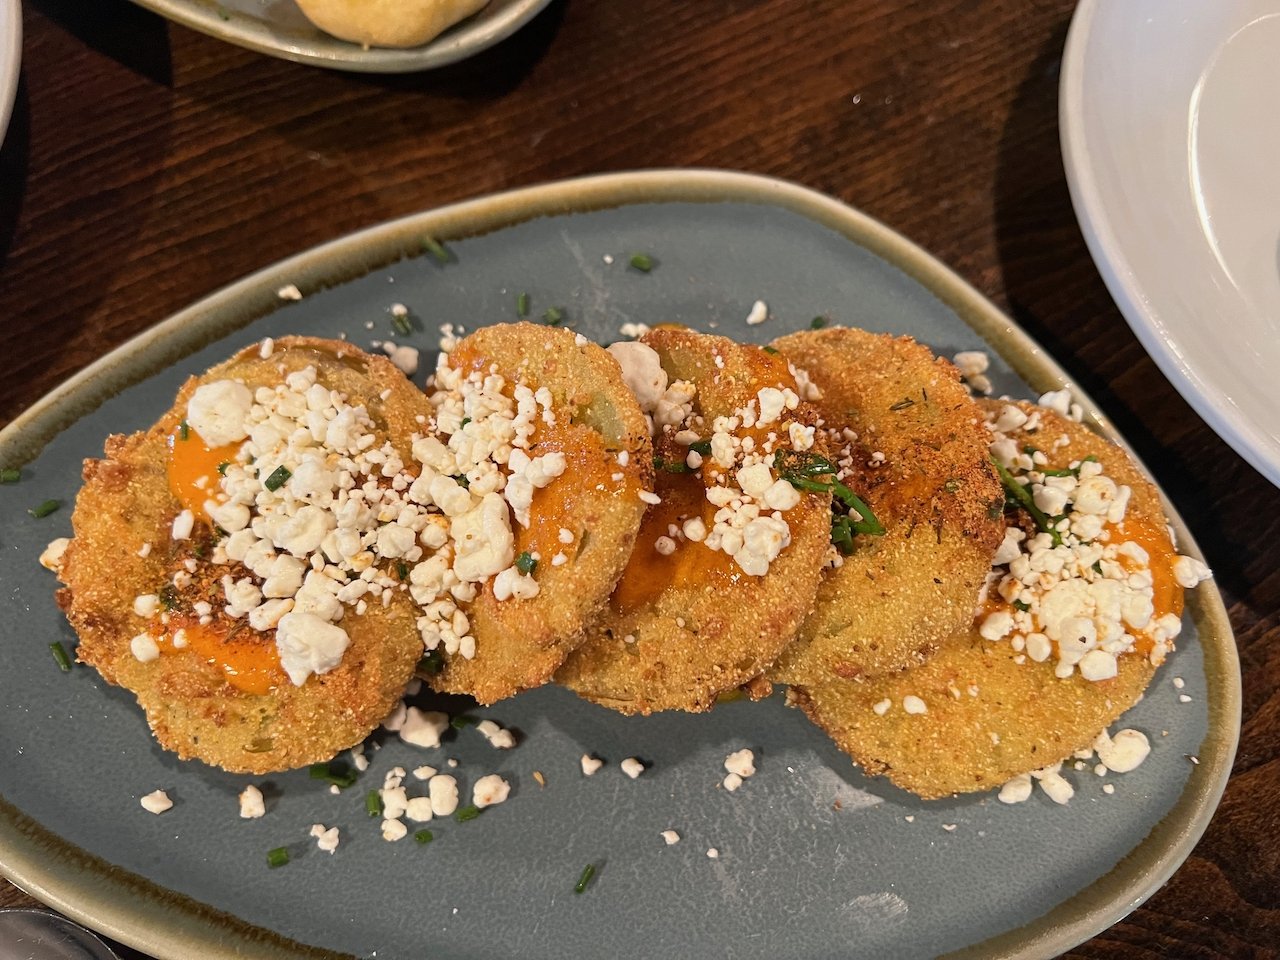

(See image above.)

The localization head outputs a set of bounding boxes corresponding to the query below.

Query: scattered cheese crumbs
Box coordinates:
[276,283,303,301]
[171,509,195,541]
[872,698,892,716]
[140,789,173,814]
[1094,729,1150,773]
[238,785,266,819]
[400,708,449,748]
[1179,694,1192,703]
[405,797,434,822]
[639,490,662,506]
[942,824,957,832]
[1032,764,1074,805]
[1173,677,1185,689]
[580,755,603,776]
[902,695,928,715]
[130,633,160,663]
[1102,784,1115,795]
[706,847,720,859]
[38,537,69,572]
[603,254,615,265]
[472,774,511,808]
[620,757,645,779]
[904,815,915,823]
[745,300,768,326]
[310,823,340,853]
[619,322,650,339]
[380,341,420,377]
[997,774,1033,804]
[428,775,459,816]
[558,527,574,544]
[1172,555,1212,588]
[475,719,516,749]
[661,829,681,845]
[723,773,743,792]
[381,819,408,842]
[952,350,993,395]
[137,541,152,558]
[723,749,756,778]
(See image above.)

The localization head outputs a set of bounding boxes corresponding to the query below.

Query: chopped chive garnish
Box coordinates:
[396,561,409,581]
[831,482,886,535]
[311,761,357,788]
[574,863,596,894]
[889,398,915,411]
[455,804,481,822]
[266,847,289,868]
[810,316,828,329]
[422,236,450,263]
[414,829,434,845]
[772,451,884,541]
[1012,599,1031,612]
[365,790,383,818]
[1022,444,1040,455]
[263,466,291,492]
[516,292,530,317]
[418,649,444,675]
[392,312,412,336]
[689,439,713,456]
[178,420,189,441]
[629,253,654,272]
[992,457,1062,546]
[762,346,780,355]
[49,641,72,672]
[1092,560,1104,575]
[216,6,231,20]
[217,461,230,476]
[542,307,564,326]
[0,468,19,483]
[451,715,478,730]
[1039,468,1074,478]
[460,417,471,428]
[28,499,59,519]
[310,762,332,780]
[516,551,538,575]
[653,456,691,474]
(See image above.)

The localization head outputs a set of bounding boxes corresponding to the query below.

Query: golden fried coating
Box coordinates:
[768,328,1004,685]
[555,329,833,715]
[59,337,426,774]
[426,323,652,705]
[792,402,1173,798]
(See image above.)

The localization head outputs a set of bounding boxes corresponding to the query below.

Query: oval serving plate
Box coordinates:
[128,0,552,73]
[0,171,1239,960]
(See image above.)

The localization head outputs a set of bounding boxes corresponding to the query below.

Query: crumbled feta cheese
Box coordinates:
[274,612,350,687]
[140,789,172,814]
[186,380,253,446]
[310,823,340,853]
[661,829,680,845]
[171,509,195,541]
[405,797,434,822]
[1172,555,1212,588]
[581,754,603,776]
[902,695,928,715]
[723,749,755,778]
[745,300,768,325]
[473,774,510,808]
[723,773,743,792]
[39,537,70,572]
[277,284,303,301]
[706,847,720,859]
[428,775,459,816]
[381,819,408,842]
[997,774,1032,804]
[239,785,266,819]
[130,633,160,663]
[621,757,645,779]
[872,698,892,716]
[475,719,516,749]
[1094,728,1150,773]
[400,708,450,749]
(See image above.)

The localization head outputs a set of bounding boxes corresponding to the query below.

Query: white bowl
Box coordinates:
[1061,0,1280,487]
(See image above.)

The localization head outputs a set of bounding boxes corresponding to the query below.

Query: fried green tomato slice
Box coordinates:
[791,401,1179,798]
[424,323,653,705]
[767,328,1004,686]
[555,328,833,715]
[58,337,426,774]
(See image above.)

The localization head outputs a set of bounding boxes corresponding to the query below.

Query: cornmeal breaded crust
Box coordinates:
[792,402,1170,798]
[768,328,1004,685]
[556,329,833,715]
[426,323,653,705]
[59,337,426,774]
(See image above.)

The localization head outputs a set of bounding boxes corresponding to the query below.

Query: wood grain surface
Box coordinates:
[2,1,1278,958]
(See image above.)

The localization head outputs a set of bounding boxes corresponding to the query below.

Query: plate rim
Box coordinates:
[125,0,553,73]
[0,0,21,141]
[1059,0,1280,488]
[0,168,1241,960]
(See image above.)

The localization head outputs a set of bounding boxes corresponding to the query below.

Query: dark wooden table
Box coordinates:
[2,1,1277,957]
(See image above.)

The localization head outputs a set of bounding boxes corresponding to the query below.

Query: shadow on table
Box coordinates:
[990,18,1280,599]
[27,0,173,87]
[0,76,29,268]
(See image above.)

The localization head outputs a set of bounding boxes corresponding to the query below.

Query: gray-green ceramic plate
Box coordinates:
[0,171,1239,960]
[128,0,552,73]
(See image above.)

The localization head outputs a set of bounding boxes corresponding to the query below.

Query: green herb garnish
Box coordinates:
[263,466,291,492]
[418,649,444,675]
[653,456,690,474]
[49,641,72,673]
[451,474,470,489]
[396,561,409,581]
[28,499,59,519]
[689,439,712,456]
[762,346,780,355]
[0,468,20,483]
[455,804,482,823]
[773,451,885,542]
[542,307,564,326]
[889,398,915,411]
[178,420,189,441]
[414,829,434,845]
[810,316,828,329]
[516,292,530,317]
[992,457,1062,546]
[629,253,654,273]
[451,715,478,730]
[266,847,289,868]
[422,236,451,263]
[392,311,412,337]
[574,863,596,894]
[217,461,230,476]
[516,551,538,575]
[1012,599,1031,612]
[365,790,384,818]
